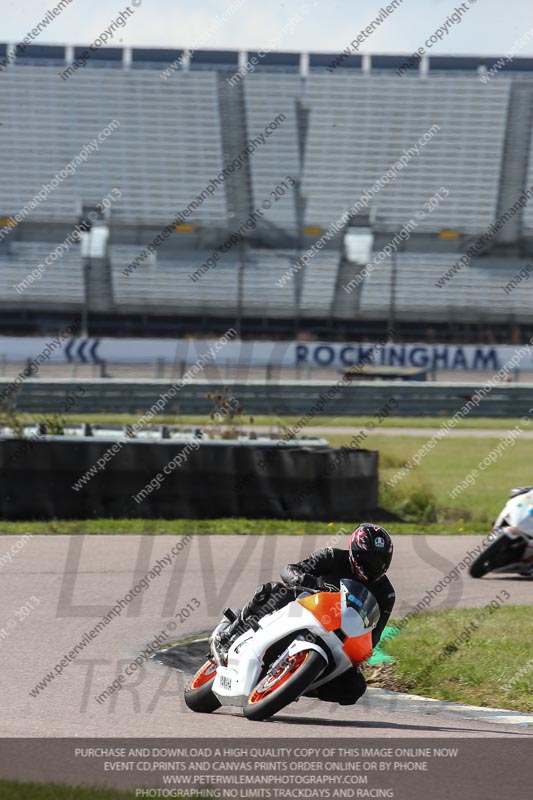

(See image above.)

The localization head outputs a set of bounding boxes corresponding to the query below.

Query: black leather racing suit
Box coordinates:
[231,547,396,705]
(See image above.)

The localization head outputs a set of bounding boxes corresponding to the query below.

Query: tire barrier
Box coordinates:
[0,439,378,521]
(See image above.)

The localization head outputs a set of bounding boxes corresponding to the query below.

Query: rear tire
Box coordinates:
[184,660,221,713]
[243,649,326,721]
[469,535,526,578]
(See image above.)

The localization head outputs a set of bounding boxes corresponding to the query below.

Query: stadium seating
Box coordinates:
[0,242,83,309]
[521,122,533,235]
[0,46,532,332]
[358,253,532,323]
[301,74,511,234]
[110,243,341,318]
[111,246,238,314]
[0,67,227,226]
[243,74,302,234]
[111,246,304,317]
[300,252,340,317]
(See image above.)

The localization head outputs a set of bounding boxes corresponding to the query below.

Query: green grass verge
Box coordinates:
[325,432,531,525]
[0,518,483,536]
[383,606,533,713]
[56,413,533,431]
[0,781,164,800]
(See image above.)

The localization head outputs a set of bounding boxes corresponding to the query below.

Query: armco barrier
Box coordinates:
[0,439,378,521]
[1,379,532,417]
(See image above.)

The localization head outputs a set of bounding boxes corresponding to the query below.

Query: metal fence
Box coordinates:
[1,379,532,417]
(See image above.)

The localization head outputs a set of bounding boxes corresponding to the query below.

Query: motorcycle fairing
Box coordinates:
[212,601,332,706]
[299,581,376,665]
[495,490,533,538]
[211,581,379,706]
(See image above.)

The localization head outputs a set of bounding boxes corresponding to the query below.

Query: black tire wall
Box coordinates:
[0,440,378,521]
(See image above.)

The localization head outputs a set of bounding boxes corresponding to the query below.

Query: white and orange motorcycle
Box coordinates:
[184,579,379,721]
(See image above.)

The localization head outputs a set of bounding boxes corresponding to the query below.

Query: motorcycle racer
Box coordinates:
[215,524,395,705]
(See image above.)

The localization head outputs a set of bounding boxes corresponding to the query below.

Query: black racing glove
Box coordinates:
[296,575,337,592]
[316,578,339,592]
[300,575,320,590]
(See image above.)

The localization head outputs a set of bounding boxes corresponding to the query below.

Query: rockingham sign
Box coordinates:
[292,343,505,371]
[1,337,533,373]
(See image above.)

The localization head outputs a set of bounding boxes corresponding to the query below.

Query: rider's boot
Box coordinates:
[216,615,246,652]
[215,598,262,658]
[214,582,292,660]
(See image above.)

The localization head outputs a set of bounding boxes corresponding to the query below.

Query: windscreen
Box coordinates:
[340,578,381,629]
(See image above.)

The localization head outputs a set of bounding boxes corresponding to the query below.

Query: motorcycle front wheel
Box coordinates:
[184,660,221,713]
[243,649,327,721]
[469,535,526,578]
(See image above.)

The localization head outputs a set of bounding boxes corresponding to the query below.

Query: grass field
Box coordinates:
[325,431,530,525]
[0,518,483,536]
[383,605,533,712]
[54,412,533,431]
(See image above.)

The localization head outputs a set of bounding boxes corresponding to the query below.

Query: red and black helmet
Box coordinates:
[349,524,393,582]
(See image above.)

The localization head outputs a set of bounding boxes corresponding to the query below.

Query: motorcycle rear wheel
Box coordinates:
[184,660,221,713]
[243,649,327,721]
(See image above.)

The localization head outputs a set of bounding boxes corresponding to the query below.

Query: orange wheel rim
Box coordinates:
[189,660,217,690]
[248,651,309,704]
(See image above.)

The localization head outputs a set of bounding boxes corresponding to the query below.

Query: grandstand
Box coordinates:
[1,45,533,340]
[359,254,533,324]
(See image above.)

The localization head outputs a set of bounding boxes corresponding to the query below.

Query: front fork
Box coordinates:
[209,608,241,666]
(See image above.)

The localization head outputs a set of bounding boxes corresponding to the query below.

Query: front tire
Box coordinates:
[184,660,221,713]
[469,535,526,578]
[243,649,326,721]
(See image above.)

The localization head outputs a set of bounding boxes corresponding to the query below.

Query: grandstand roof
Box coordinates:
[3,45,533,73]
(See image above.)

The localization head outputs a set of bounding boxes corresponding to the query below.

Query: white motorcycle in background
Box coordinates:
[469,487,533,578]
[184,579,379,721]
